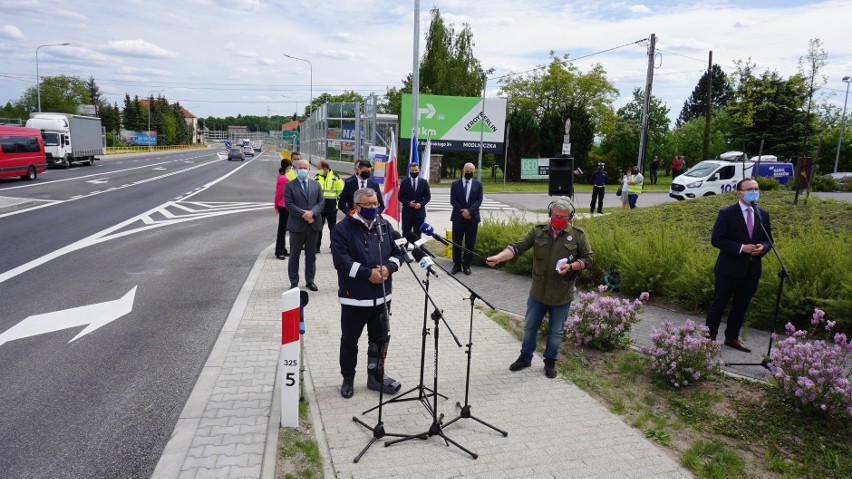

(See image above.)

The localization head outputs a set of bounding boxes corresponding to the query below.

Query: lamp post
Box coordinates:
[36,42,70,112]
[834,76,851,174]
[476,67,495,183]
[283,54,313,161]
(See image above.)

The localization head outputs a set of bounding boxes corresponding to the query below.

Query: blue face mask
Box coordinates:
[296,169,308,180]
[742,190,759,204]
[359,207,378,221]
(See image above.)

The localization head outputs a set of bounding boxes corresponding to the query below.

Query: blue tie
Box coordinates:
[301,180,307,196]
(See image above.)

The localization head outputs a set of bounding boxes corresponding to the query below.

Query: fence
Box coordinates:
[103,144,208,155]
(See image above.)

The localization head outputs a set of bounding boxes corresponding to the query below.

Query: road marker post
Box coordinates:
[280,287,301,427]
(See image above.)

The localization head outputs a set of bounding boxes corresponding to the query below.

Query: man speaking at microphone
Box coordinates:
[485,197,593,378]
[331,188,405,398]
[705,178,772,353]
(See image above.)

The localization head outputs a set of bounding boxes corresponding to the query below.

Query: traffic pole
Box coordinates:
[280,287,301,427]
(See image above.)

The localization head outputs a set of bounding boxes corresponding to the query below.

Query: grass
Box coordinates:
[428,173,676,193]
[480,307,852,479]
[276,399,323,479]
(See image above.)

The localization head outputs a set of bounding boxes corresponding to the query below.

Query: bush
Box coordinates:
[755,176,781,191]
[473,212,536,274]
[563,286,648,351]
[810,175,841,192]
[642,320,723,388]
[768,309,852,417]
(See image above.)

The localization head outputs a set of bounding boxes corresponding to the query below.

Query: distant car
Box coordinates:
[827,172,852,181]
[242,145,254,156]
[227,147,245,161]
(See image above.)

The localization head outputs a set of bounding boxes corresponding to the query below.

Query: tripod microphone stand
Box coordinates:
[726,204,793,370]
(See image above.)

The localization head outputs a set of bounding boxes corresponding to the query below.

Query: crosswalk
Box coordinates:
[422,191,511,212]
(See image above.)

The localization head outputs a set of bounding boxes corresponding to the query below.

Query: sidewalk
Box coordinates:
[153,207,780,478]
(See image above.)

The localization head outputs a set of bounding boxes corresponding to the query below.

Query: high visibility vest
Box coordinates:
[627,174,643,194]
[285,169,296,181]
[316,170,343,203]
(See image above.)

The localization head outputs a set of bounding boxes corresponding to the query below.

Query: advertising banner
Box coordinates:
[368,145,388,185]
[120,130,157,146]
[520,158,551,180]
[400,94,506,153]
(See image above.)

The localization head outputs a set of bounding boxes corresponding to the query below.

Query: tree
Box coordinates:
[676,64,732,126]
[798,38,828,155]
[122,94,145,131]
[600,88,670,173]
[14,74,89,114]
[84,77,105,116]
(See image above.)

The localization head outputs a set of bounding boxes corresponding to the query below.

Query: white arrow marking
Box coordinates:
[87,178,109,184]
[417,103,436,119]
[153,167,166,171]
[0,286,137,348]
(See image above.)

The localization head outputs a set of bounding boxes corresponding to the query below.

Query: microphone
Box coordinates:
[391,230,414,264]
[403,232,439,276]
[419,223,450,246]
[750,201,762,223]
[404,231,435,258]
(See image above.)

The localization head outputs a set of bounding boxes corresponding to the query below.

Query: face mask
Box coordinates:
[359,207,378,221]
[359,171,371,180]
[296,169,308,180]
[410,172,419,179]
[464,172,473,180]
[551,217,568,231]
[742,190,759,204]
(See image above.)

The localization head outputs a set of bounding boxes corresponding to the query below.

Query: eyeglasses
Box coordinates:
[357,202,379,208]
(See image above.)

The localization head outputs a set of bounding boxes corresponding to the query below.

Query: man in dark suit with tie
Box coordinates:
[705,177,772,353]
[338,159,385,216]
[398,162,431,239]
[284,159,325,291]
[450,162,484,275]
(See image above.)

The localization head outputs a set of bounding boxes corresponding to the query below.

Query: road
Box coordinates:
[0,148,279,478]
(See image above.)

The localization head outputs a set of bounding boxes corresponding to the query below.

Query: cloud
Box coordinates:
[223,42,235,50]
[236,50,259,58]
[314,49,365,61]
[115,65,172,77]
[628,4,651,14]
[103,39,179,59]
[0,24,23,39]
[259,58,274,66]
[332,32,351,42]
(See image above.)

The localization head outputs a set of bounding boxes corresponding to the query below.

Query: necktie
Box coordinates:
[360,180,365,189]
[302,180,308,196]
[464,181,470,202]
[746,207,753,239]
[412,178,416,190]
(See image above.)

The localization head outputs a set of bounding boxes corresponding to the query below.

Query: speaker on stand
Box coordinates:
[548,155,574,197]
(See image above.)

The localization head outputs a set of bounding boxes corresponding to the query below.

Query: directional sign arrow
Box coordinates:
[0,286,137,348]
[87,178,109,184]
[417,103,436,119]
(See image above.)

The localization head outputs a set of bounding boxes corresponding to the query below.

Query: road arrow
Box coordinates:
[0,286,137,348]
[87,178,109,184]
[418,103,436,119]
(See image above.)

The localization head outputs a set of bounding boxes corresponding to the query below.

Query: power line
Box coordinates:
[657,49,706,63]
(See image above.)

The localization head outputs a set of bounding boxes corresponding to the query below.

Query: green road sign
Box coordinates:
[400,94,506,153]
[282,130,299,141]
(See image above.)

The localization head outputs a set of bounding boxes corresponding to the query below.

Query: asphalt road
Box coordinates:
[0,148,280,478]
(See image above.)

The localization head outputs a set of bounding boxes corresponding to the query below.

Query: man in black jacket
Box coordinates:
[589,162,608,214]
[450,163,483,275]
[331,188,405,398]
[338,159,384,216]
[398,162,431,239]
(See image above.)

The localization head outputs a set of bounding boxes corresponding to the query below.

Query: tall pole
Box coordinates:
[476,68,494,183]
[703,50,712,161]
[637,33,656,171]
[411,0,421,163]
[283,54,313,160]
[834,76,851,173]
[36,42,70,112]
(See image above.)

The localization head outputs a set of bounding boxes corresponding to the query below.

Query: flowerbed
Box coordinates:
[642,320,723,388]
[564,285,647,351]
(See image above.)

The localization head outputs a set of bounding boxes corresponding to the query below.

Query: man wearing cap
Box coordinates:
[589,162,609,214]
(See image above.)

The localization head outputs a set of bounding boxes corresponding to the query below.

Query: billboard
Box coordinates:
[120,130,157,146]
[400,94,506,153]
[520,158,551,180]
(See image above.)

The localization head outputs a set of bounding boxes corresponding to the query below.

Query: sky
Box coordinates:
[1,0,851,124]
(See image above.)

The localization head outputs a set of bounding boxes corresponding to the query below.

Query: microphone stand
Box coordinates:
[726,203,793,370]
[352,218,407,462]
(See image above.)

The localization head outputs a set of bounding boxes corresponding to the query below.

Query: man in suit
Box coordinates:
[705,177,772,353]
[450,162,483,275]
[398,162,431,239]
[284,159,325,291]
[338,159,385,216]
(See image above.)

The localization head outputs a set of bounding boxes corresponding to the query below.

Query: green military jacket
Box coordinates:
[509,223,594,306]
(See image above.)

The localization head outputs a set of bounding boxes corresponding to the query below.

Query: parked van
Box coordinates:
[0,125,47,181]
[669,152,793,200]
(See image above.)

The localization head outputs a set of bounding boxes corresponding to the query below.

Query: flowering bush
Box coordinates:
[768,309,852,417]
[563,285,648,351]
[642,320,722,388]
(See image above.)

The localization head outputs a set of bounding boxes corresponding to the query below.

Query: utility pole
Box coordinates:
[703,51,712,161]
[637,33,656,171]
[411,0,421,161]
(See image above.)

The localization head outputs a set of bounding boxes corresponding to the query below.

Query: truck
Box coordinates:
[669,151,793,200]
[251,140,263,152]
[25,113,104,168]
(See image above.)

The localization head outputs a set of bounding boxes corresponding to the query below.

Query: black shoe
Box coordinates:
[282,250,289,257]
[451,265,461,275]
[463,266,471,275]
[509,355,531,372]
[289,283,298,290]
[544,359,557,379]
[306,282,318,292]
[597,210,603,214]
[367,373,401,394]
[340,376,354,399]
[275,255,287,260]
[590,210,595,214]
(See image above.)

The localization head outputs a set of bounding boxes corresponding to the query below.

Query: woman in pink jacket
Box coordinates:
[274,159,293,259]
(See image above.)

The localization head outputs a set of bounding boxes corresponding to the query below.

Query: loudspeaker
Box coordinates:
[548,156,574,197]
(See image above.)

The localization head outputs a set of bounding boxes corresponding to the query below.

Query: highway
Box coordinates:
[0,148,278,478]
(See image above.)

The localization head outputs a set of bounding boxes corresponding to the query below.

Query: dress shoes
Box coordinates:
[463,266,471,275]
[340,376,354,399]
[276,255,287,260]
[306,282,319,292]
[724,339,751,353]
[451,264,461,275]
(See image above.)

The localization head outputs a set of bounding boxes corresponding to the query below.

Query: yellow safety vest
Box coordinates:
[316,170,343,203]
[286,169,296,181]
[628,174,643,194]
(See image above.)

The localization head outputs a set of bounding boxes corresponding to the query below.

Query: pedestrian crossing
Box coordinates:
[422,191,511,212]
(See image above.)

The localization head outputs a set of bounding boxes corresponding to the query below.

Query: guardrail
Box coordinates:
[103,145,208,155]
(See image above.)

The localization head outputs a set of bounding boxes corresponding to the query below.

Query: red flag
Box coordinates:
[382,130,400,221]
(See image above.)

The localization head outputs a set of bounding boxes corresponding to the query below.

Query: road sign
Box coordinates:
[562,144,571,155]
[224,140,232,148]
[281,130,299,141]
[400,93,506,153]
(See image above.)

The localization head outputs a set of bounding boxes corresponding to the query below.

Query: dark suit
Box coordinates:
[338,175,385,216]
[398,175,431,239]
[705,202,772,341]
[449,177,483,268]
[284,177,325,286]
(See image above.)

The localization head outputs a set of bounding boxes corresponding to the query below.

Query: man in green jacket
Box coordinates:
[485,197,593,378]
[315,160,344,251]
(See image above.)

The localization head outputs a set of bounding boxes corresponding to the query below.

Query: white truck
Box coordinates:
[669,151,794,200]
[25,113,104,168]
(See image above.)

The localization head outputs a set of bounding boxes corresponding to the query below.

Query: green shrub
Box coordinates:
[810,175,841,192]
[755,176,781,191]
[474,211,537,274]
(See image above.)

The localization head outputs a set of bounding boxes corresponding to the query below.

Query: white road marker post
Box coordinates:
[280,287,301,428]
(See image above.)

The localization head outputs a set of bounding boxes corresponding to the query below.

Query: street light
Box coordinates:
[834,76,851,174]
[283,54,313,160]
[477,67,495,183]
[36,42,70,112]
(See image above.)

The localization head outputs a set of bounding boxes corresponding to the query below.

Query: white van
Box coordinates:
[669,153,793,200]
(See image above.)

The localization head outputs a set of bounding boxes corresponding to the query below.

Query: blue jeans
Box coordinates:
[628,193,639,209]
[520,297,571,361]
